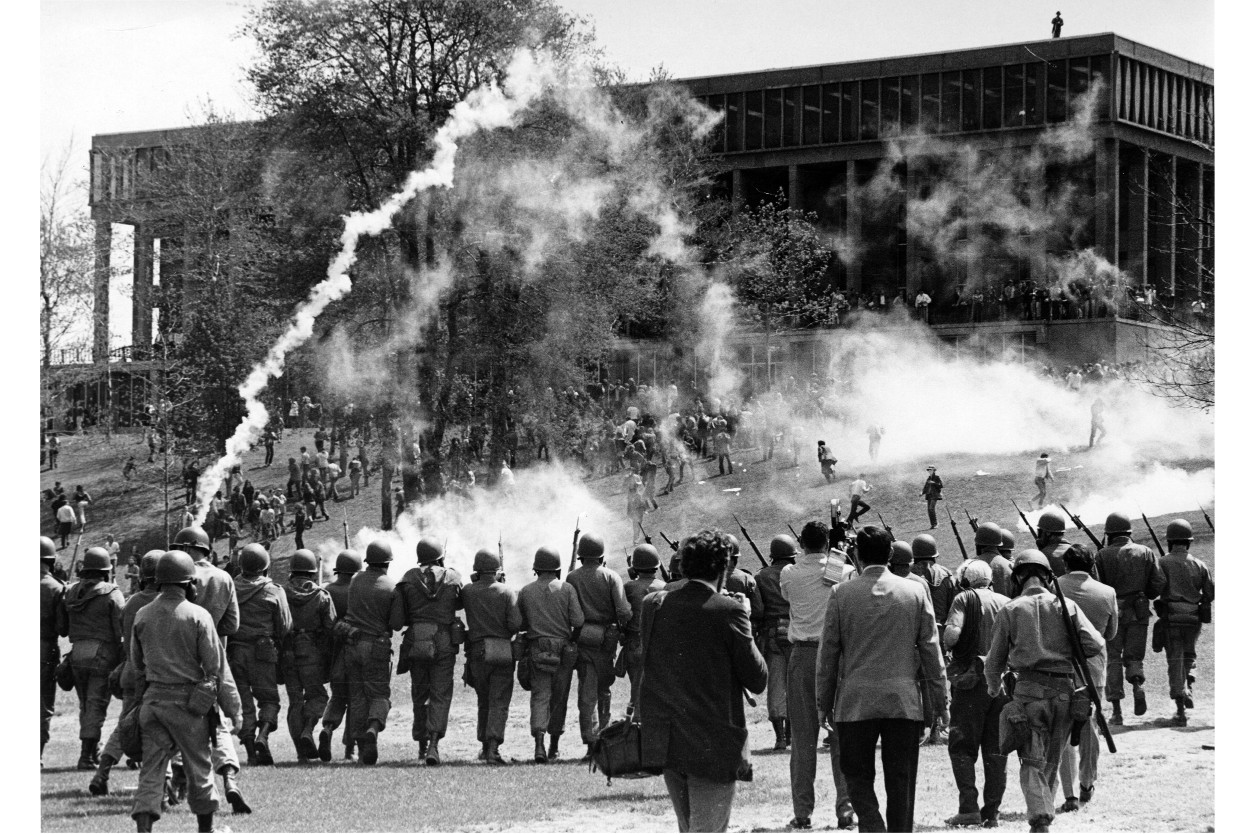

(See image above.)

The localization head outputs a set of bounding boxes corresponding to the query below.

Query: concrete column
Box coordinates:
[132,226,153,352]
[788,165,803,212]
[1120,145,1148,284]
[1166,155,1177,294]
[1094,138,1119,265]
[93,221,111,364]
[846,160,863,292]
[1175,161,1202,305]
[731,169,744,210]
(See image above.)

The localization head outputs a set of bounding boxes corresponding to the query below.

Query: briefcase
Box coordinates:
[590,708,656,785]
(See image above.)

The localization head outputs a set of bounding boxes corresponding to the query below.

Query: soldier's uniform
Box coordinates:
[756,535,797,750]
[393,539,464,764]
[319,551,360,760]
[973,524,1014,598]
[130,551,243,832]
[517,548,584,762]
[1155,520,1214,725]
[63,548,126,768]
[230,546,292,763]
[621,546,666,707]
[1094,515,1165,719]
[342,542,400,764]
[725,564,764,636]
[40,539,67,762]
[282,551,336,760]
[566,534,631,752]
[461,550,522,763]
[910,535,956,636]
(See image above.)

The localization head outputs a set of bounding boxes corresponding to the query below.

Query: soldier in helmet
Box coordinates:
[757,534,796,750]
[342,540,400,764]
[319,549,362,761]
[910,534,956,636]
[518,546,584,762]
[461,549,522,764]
[41,536,68,765]
[90,549,163,795]
[282,549,336,762]
[1155,519,1214,726]
[724,535,764,636]
[64,545,126,770]
[1094,513,1165,723]
[621,544,667,707]
[973,523,1014,598]
[1034,511,1072,577]
[171,525,250,813]
[130,550,244,834]
[565,532,631,760]
[230,543,292,765]
[984,550,1104,834]
[393,537,464,765]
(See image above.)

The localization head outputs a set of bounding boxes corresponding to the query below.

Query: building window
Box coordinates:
[783,87,800,146]
[821,84,840,143]
[901,75,919,130]
[983,66,1003,129]
[1046,59,1067,123]
[881,76,901,136]
[765,88,784,147]
[745,89,764,150]
[962,69,981,131]
[1068,57,1090,117]
[921,72,940,128]
[706,94,725,152]
[1025,63,1043,125]
[725,92,742,152]
[840,81,860,142]
[1005,64,1025,127]
[861,78,880,140]
[802,85,822,145]
[941,71,961,131]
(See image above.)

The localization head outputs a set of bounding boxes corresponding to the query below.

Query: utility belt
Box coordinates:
[791,639,819,648]
[578,620,621,649]
[468,636,520,666]
[763,616,791,645]
[229,635,280,663]
[1117,591,1152,619]
[1016,668,1073,684]
[143,679,220,717]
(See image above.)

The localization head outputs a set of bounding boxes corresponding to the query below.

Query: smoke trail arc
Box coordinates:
[194,52,550,522]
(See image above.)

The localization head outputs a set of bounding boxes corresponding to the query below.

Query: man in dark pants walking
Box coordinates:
[817,526,947,833]
[921,466,943,529]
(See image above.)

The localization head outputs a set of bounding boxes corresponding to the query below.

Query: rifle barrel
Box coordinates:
[1139,510,1165,558]
[947,506,968,560]
[1011,498,1039,542]
[1059,503,1103,549]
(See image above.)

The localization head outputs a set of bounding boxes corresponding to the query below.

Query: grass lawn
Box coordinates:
[40,426,1215,831]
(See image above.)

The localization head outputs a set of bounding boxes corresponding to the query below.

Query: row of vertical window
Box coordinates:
[698,55,1132,152]
[1117,56,1212,145]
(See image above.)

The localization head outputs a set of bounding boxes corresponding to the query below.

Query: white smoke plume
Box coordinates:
[695,281,743,405]
[1021,464,1215,534]
[195,52,553,521]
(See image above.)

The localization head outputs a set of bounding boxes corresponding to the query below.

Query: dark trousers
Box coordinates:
[849,496,871,523]
[409,653,456,740]
[576,643,617,744]
[1106,607,1149,700]
[345,637,392,741]
[948,684,1008,818]
[468,659,514,743]
[718,454,733,475]
[41,640,57,752]
[1165,623,1201,699]
[926,500,939,528]
[264,446,275,465]
[838,718,922,833]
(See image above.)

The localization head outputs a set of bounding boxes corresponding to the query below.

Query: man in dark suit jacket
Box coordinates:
[640,530,768,833]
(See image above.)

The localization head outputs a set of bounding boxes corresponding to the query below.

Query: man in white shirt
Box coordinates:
[1032,453,1054,508]
[779,522,853,830]
[914,291,932,323]
[848,475,872,524]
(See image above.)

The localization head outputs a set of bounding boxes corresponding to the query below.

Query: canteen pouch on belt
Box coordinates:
[449,619,467,646]
[55,655,76,691]
[561,642,580,665]
[1152,618,1166,653]
[186,678,219,717]
[531,638,564,673]
[407,622,438,662]
[603,623,621,648]
[1199,600,1212,624]
[483,637,513,666]
[1133,593,1151,620]
[578,623,607,649]
[1068,686,1092,745]
[998,699,1030,755]
[255,636,279,664]
[516,653,533,691]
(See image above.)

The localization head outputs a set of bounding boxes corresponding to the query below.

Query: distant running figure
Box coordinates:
[1033,453,1054,507]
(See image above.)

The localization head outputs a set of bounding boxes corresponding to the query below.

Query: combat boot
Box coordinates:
[134,812,155,833]
[547,733,561,760]
[296,722,318,760]
[484,739,505,765]
[417,738,429,761]
[241,735,258,765]
[343,741,356,762]
[219,765,252,814]
[1080,784,1095,803]
[533,733,548,764]
[89,753,117,795]
[1172,698,1188,727]
[1132,680,1147,716]
[254,721,275,765]
[358,724,380,765]
[1058,797,1080,813]
[77,738,99,771]
[771,718,787,750]
[196,813,215,832]
[425,736,441,767]
[317,728,333,762]
[1108,699,1123,725]
[1185,674,1195,709]
[1027,815,1052,833]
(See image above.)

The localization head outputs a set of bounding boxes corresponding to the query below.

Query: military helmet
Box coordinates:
[889,540,914,566]
[577,533,605,560]
[769,534,798,560]
[239,543,271,574]
[290,549,318,573]
[335,549,363,574]
[911,534,938,560]
[973,522,1003,548]
[416,537,444,566]
[365,540,393,565]
[173,526,212,554]
[1104,512,1132,535]
[533,546,562,573]
[1165,519,1194,542]
[156,550,197,584]
[999,530,1016,552]
[1037,511,1066,534]
[473,549,502,573]
[140,549,164,581]
[631,544,660,570]
[1012,549,1052,573]
[81,546,112,572]
[40,536,57,560]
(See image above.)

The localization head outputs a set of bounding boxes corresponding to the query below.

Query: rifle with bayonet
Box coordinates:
[787,523,800,540]
[1011,498,1039,544]
[731,513,768,569]
[638,524,673,581]
[1138,507,1165,558]
[568,515,581,578]
[1051,572,1118,754]
[1059,503,1103,549]
[1199,503,1214,531]
[963,508,979,532]
[877,512,896,542]
[69,532,84,579]
[658,530,678,552]
[342,510,350,548]
[947,506,968,560]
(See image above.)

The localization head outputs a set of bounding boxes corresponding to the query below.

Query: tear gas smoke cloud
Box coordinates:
[1021,463,1214,534]
[695,281,744,405]
[194,52,554,520]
